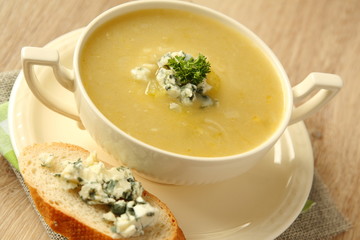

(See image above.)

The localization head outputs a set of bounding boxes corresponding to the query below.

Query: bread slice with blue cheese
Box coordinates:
[19,142,185,240]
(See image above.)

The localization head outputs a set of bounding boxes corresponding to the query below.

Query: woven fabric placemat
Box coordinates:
[0,70,352,240]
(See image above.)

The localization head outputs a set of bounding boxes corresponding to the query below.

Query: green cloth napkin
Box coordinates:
[0,102,18,170]
[0,70,20,170]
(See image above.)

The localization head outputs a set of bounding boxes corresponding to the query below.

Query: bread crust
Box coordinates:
[20,142,186,240]
[29,184,112,240]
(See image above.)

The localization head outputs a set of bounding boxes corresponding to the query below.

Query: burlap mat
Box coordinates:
[0,70,352,240]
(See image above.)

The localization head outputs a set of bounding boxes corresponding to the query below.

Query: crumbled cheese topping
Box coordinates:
[131,64,153,81]
[157,51,191,68]
[130,50,217,110]
[39,153,55,168]
[156,51,203,106]
[40,153,157,238]
[108,196,157,238]
[169,102,181,111]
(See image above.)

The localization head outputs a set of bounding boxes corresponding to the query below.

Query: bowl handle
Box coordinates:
[21,47,81,122]
[290,72,343,124]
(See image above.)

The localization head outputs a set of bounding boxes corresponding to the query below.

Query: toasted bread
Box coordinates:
[19,142,185,240]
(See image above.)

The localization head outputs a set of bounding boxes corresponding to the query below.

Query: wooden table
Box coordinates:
[1,0,359,239]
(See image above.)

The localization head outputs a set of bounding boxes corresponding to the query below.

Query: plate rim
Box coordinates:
[8,28,314,240]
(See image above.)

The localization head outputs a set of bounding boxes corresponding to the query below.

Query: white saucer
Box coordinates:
[8,29,314,240]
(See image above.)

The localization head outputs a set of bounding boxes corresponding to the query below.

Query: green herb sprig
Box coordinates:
[167,54,211,86]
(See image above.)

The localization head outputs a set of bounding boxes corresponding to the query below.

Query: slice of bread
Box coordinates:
[19,142,186,240]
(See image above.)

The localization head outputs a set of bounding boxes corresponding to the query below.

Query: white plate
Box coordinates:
[8,29,314,240]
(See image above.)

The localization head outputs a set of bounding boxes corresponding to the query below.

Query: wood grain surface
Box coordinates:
[1,0,359,239]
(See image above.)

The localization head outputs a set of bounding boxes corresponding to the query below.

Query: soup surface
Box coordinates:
[80,9,284,157]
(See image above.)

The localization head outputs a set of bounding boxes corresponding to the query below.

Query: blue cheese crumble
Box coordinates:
[131,50,217,110]
[39,152,55,168]
[41,153,157,238]
[156,51,214,106]
[130,64,154,81]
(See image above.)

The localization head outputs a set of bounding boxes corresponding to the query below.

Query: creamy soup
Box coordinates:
[80,9,284,157]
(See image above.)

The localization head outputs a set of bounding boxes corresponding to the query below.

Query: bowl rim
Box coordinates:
[73,0,293,163]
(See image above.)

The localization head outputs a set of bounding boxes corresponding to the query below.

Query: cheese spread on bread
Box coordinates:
[41,152,158,238]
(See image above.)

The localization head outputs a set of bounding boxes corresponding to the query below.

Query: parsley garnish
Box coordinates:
[167,54,211,86]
